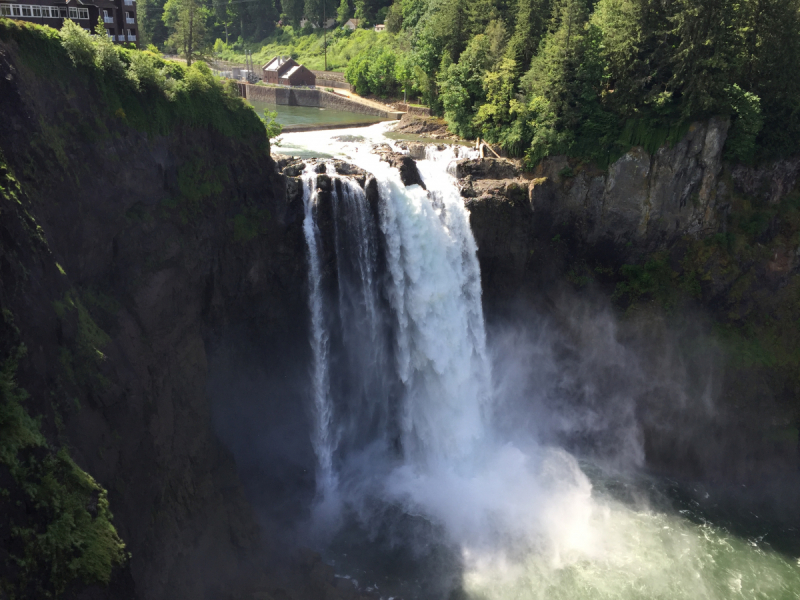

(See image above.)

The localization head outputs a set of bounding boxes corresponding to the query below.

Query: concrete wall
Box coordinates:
[311,70,352,91]
[243,84,398,118]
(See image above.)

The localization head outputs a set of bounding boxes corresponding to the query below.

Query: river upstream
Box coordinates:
[276,123,800,600]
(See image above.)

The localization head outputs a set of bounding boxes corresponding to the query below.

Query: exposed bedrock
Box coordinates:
[458,121,800,512]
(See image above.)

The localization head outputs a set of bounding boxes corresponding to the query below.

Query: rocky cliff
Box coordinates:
[460,121,800,506]
[0,22,311,599]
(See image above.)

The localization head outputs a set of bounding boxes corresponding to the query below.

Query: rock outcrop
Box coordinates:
[527,117,732,245]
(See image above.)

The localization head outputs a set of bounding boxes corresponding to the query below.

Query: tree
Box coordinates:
[519,0,591,160]
[163,0,210,65]
[439,34,492,137]
[139,0,171,47]
[385,1,402,31]
[504,0,550,78]
[282,0,305,26]
[337,0,351,23]
[668,0,741,119]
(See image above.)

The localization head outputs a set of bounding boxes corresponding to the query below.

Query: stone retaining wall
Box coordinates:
[311,70,352,91]
[397,103,432,116]
[243,84,399,118]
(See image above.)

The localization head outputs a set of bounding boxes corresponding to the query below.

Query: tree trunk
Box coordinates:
[187,2,194,66]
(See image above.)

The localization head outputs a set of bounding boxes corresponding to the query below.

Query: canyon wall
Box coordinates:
[460,124,800,501]
[0,25,310,599]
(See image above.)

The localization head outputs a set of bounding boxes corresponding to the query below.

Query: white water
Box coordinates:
[288,123,800,600]
[301,168,337,499]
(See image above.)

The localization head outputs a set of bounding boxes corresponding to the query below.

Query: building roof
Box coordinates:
[344,18,360,26]
[281,65,302,78]
[263,56,291,71]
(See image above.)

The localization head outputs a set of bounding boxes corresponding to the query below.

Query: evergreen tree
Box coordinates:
[282,0,305,26]
[163,0,210,65]
[385,0,402,30]
[139,0,171,47]
[668,0,741,118]
[504,0,550,77]
[520,0,591,160]
[337,0,351,23]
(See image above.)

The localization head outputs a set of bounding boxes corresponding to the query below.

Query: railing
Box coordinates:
[123,0,134,5]
[104,15,113,22]
[117,34,126,41]
[125,17,134,23]
[128,34,136,41]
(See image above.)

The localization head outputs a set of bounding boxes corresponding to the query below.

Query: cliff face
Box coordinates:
[462,122,800,500]
[0,25,309,599]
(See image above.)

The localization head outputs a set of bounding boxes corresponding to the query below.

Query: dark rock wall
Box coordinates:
[462,126,800,506]
[0,37,309,599]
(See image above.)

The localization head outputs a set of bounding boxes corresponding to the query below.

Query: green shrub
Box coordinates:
[59,19,96,67]
[724,84,763,164]
[0,347,126,596]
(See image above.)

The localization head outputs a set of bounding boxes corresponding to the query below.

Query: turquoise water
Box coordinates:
[248,100,387,129]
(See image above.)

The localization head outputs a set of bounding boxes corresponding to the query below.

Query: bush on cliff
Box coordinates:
[0,19,268,145]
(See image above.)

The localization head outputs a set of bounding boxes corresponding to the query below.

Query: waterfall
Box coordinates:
[300,149,492,494]
[301,166,337,499]
[288,127,800,600]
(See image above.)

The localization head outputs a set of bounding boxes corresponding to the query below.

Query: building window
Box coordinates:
[77,6,87,18]
[40,6,50,16]
[20,4,31,15]
[59,6,66,17]
[0,5,11,16]
[68,6,76,17]
[31,5,40,16]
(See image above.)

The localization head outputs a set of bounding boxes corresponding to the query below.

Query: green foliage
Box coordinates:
[59,19,96,67]
[0,20,266,147]
[613,254,677,310]
[724,84,763,164]
[0,347,126,596]
[230,207,271,242]
[53,290,111,389]
[345,44,398,96]
[263,109,283,141]
[338,0,352,23]
[163,0,210,66]
[438,34,492,137]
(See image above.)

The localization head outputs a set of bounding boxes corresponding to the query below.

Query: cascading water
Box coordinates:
[287,124,800,600]
[301,166,337,500]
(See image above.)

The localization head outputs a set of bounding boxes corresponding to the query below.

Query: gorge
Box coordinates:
[1,20,799,600]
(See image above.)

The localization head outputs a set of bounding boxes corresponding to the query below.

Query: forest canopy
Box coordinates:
[143,0,800,165]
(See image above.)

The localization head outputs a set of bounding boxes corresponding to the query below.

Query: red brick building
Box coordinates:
[262,56,297,84]
[262,56,316,87]
[0,0,138,45]
[279,64,315,87]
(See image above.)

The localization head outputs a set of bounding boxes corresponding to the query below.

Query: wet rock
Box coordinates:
[376,150,426,189]
[316,173,333,192]
[315,162,327,174]
[454,157,521,180]
[407,142,426,160]
[282,161,307,177]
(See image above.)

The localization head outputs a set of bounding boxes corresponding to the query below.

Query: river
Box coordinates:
[248,99,387,130]
[280,123,800,600]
